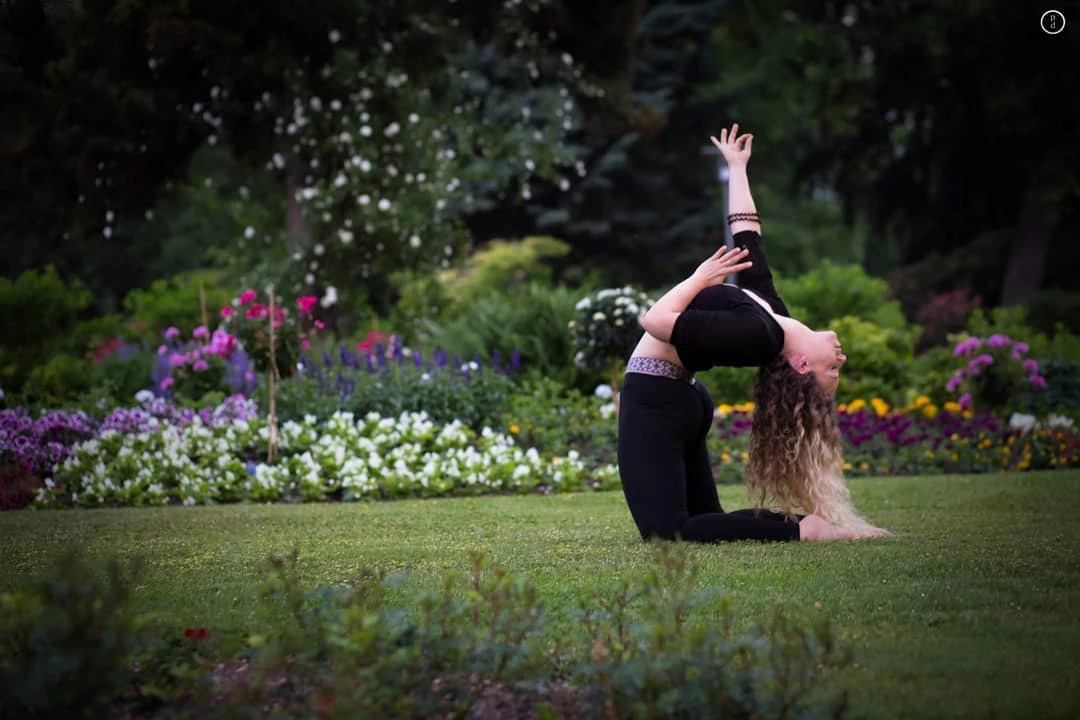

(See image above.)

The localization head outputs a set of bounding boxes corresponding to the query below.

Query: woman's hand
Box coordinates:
[710,123,752,167]
[691,246,752,288]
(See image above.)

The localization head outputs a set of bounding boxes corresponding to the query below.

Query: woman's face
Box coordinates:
[803,330,846,395]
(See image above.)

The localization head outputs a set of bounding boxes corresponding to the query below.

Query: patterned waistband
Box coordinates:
[626,356,695,384]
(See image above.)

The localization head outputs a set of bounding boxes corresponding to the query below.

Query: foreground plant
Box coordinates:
[0,546,848,719]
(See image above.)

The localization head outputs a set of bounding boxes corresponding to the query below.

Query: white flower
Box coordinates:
[313,243,325,256]
[358,194,371,205]
[134,389,154,404]
[360,159,372,172]
[408,113,419,124]
[1008,413,1037,432]
[575,298,592,310]
[339,131,352,144]
[334,174,348,187]
[378,198,391,211]
[525,159,535,171]
[592,312,606,321]
[409,234,421,248]
[244,226,256,239]
[105,210,114,222]
[321,286,338,308]
[301,187,319,200]
[384,122,400,137]
[360,125,372,137]
[328,29,341,43]
[594,384,613,400]
[339,229,353,244]
[305,273,315,285]
[1045,414,1075,429]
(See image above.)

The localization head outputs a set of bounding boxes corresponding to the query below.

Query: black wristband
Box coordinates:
[727,212,760,224]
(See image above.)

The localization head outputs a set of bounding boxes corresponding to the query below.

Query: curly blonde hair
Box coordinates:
[746,356,883,535]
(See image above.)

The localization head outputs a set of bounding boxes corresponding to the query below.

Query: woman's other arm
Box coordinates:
[639,246,752,342]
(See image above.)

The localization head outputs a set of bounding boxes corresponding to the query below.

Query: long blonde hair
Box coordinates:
[746,356,883,535]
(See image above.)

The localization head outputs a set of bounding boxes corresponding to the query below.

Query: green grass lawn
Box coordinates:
[3,470,1080,719]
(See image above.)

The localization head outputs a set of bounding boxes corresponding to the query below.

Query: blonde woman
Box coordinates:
[616,123,885,542]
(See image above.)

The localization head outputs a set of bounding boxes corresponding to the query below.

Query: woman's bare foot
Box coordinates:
[798,514,857,541]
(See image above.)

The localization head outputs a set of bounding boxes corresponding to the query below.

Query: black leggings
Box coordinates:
[617,372,801,542]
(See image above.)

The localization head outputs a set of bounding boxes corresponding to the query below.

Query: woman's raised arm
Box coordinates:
[710,124,760,235]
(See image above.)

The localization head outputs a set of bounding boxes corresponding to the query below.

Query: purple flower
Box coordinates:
[164,326,180,340]
[987,334,1011,348]
[953,337,983,357]
[1029,375,1047,389]
[958,393,973,409]
[946,375,964,393]
[1010,342,1029,359]
[161,377,175,391]
[1022,359,1039,373]
[157,344,169,356]
[193,325,209,339]
[192,359,209,372]
[169,353,186,368]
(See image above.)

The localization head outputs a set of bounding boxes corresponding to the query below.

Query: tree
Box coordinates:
[704,0,1080,309]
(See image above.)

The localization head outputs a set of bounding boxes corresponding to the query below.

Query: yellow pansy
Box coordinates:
[871,398,890,416]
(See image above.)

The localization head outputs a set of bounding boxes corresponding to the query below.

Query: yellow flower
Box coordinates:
[847,399,867,412]
[871,398,890,417]
[944,401,962,413]
[843,461,852,470]
[734,401,755,413]
[922,405,938,419]
[915,395,931,407]
[509,424,520,435]
[721,452,731,463]
[717,403,733,416]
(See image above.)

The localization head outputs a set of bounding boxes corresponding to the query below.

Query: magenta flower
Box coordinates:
[946,375,964,393]
[1010,342,1029,359]
[296,295,318,314]
[169,353,186,368]
[301,338,312,350]
[958,393,973,409]
[220,306,233,318]
[987,334,1012,348]
[160,377,175,391]
[1022,359,1039,373]
[192,359,209,372]
[193,326,209,339]
[164,326,180,340]
[157,344,168,356]
[1029,375,1047,389]
[239,290,257,305]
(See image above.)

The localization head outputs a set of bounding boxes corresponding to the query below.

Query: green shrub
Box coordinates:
[828,315,919,405]
[0,266,92,392]
[122,270,233,343]
[694,365,758,403]
[776,260,908,329]
[423,283,587,388]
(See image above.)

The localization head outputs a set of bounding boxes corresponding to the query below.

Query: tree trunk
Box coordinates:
[285,159,311,256]
[999,209,1051,307]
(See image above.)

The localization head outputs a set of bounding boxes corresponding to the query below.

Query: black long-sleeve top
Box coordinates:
[670,231,789,372]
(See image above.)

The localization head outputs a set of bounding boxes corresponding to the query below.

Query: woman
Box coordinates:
[617,123,885,542]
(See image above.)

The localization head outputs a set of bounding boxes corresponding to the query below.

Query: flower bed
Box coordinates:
[709,397,1080,482]
[33,409,618,508]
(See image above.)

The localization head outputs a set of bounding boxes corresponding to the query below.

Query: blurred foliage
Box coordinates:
[827,316,920,405]
[777,260,908,331]
[122,270,233,344]
[0,266,91,391]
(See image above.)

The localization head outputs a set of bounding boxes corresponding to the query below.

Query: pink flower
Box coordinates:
[246,303,267,320]
[160,377,175,391]
[958,393,972,409]
[164,326,180,340]
[297,295,318,314]
[169,353,186,368]
[220,305,233,318]
[987,334,1011,348]
[946,375,964,393]
[1029,375,1047,389]
[192,359,209,372]
[1022,359,1039,373]
[193,325,208,339]
[239,290,257,305]
[301,338,311,349]
[157,344,168,356]
[1010,342,1029,359]
[314,319,325,330]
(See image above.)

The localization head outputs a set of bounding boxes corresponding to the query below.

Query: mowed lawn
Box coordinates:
[2,470,1079,719]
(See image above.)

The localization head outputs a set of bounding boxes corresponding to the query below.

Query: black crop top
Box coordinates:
[669,231,789,372]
